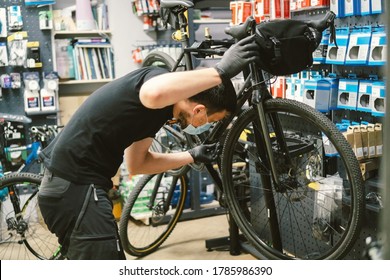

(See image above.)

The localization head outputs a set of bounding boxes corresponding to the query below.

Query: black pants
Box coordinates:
[38,169,126,260]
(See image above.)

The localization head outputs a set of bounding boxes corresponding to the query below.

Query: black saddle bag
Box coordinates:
[255,19,319,76]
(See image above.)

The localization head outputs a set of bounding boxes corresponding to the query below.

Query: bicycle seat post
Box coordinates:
[176,8,193,70]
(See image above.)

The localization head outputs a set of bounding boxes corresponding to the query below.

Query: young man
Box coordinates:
[38,35,260,259]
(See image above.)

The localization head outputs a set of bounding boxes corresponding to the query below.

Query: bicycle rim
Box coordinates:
[221,99,364,259]
[119,173,188,257]
[0,173,59,259]
[141,50,178,71]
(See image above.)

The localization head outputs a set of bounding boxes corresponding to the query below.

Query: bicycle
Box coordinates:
[0,115,61,259]
[119,0,365,260]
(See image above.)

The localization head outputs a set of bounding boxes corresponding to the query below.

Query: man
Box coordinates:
[38,35,260,259]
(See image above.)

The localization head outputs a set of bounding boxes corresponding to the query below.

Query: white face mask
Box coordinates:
[182,122,212,135]
[182,110,212,135]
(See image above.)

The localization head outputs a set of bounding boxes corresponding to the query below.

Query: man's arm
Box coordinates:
[139,68,221,109]
[139,34,260,109]
[125,137,194,175]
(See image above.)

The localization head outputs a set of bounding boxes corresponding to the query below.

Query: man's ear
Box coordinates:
[193,104,206,115]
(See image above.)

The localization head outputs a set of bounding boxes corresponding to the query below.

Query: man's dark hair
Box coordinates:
[188,80,236,116]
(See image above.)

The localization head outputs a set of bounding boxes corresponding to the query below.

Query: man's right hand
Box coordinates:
[188,142,221,164]
[214,34,260,81]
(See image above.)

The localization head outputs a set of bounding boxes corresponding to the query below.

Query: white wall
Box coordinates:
[106,0,156,77]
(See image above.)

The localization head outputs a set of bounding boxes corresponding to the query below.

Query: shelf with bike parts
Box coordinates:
[0,3,57,117]
[277,3,386,259]
[0,3,59,178]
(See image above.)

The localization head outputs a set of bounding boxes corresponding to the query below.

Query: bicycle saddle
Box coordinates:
[160,0,194,8]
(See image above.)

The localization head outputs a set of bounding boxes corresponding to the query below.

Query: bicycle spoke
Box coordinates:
[222,101,364,259]
[0,173,59,259]
[120,173,188,257]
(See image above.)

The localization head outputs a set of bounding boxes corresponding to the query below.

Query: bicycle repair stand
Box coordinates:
[205,212,263,258]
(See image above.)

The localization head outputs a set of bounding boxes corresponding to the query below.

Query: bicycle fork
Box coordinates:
[248,64,290,252]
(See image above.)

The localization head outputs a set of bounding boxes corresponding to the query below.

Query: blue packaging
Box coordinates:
[326,27,350,65]
[345,26,372,65]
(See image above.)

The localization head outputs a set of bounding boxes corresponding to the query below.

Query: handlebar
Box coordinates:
[224,16,256,40]
[225,11,337,47]
[306,11,336,33]
[306,11,337,46]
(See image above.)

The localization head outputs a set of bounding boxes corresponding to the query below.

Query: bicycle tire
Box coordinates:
[119,172,188,257]
[221,99,365,259]
[0,172,59,259]
[151,124,191,177]
[142,50,177,71]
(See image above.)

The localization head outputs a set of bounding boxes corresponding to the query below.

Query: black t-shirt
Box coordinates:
[41,67,172,189]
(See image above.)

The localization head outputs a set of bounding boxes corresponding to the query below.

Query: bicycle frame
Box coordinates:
[1,123,60,175]
[124,2,363,260]
[3,142,42,173]
[158,5,302,250]
[168,9,290,191]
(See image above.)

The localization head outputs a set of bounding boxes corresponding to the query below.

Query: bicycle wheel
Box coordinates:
[142,50,177,70]
[151,124,191,177]
[0,172,59,259]
[119,172,188,257]
[221,99,365,259]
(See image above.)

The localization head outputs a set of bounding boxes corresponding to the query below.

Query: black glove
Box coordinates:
[214,34,260,81]
[188,142,221,164]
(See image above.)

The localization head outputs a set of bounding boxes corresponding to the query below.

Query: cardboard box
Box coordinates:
[360,158,380,180]
[367,124,376,158]
[374,123,383,156]
[59,95,89,125]
[360,125,369,158]
[343,129,355,153]
[348,126,364,160]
